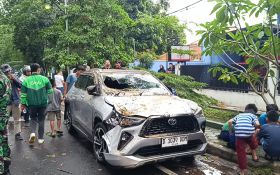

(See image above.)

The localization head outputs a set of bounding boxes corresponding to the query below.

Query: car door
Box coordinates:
[68,77,81,126]
[78,75,96,136]
[72,75,89,132]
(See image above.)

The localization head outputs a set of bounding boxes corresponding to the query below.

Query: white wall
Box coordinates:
[199,89,280,111]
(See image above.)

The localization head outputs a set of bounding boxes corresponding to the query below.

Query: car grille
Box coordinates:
[134,139,203,157]
[139,115,200,137]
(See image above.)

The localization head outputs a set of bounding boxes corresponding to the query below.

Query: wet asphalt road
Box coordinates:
[8,122,239,175]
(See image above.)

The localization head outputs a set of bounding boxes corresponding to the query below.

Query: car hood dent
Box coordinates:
[104,96,200,117]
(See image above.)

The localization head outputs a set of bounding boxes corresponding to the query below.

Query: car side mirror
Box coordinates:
[167,86,177,96]
[87,85,100,96]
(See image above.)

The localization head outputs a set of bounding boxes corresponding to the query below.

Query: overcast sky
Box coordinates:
[167,0,265,44]
[167,0,215,44]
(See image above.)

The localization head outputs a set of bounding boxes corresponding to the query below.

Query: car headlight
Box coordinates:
[194,108,206,133]
[106,110,146,128]
[194,108,204,117]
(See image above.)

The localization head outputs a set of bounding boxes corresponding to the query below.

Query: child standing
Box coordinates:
[228,104,260,175]
[47,79,63,137]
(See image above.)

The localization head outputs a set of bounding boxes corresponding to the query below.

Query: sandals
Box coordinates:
[252,157,259,162]
[57,130,63,134]
[51,133,56,138]
[252,155,259,162]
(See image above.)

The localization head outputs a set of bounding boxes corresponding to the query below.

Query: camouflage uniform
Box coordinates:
[0,71,11,174]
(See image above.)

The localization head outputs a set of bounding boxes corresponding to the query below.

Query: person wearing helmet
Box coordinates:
[1,64,23,141]
[0,67,12,174]
[19,66,31,82]
[19,66,31,125]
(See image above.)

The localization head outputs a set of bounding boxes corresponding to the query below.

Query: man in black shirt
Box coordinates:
[258,110,280,160]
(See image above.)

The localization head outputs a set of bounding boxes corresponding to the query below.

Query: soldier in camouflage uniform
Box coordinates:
[0,70,11,174]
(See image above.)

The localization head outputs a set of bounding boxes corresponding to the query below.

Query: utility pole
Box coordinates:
[132,38,136,59]
[277,14,280,95]
[64,0,69,55]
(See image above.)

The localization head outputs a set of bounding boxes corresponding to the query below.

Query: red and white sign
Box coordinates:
[171,46,191,61]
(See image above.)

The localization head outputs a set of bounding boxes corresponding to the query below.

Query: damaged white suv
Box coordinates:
[64,69,207,168]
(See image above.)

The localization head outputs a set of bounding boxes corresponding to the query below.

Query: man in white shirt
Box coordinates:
[54,70,65,95]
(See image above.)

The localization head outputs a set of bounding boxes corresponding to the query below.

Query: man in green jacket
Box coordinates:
[21,63,53,144]
[0,69,11,174]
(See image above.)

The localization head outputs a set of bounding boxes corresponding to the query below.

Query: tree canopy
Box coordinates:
[0,0,186,69]
[198,0,280,105]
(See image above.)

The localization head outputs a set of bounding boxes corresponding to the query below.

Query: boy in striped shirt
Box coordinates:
[228,104,260,175]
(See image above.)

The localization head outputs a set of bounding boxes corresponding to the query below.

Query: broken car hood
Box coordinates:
[104,96,201,117]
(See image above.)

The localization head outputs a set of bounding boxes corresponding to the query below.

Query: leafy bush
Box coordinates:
[152,72,240,122]
[152,72,218,108]
[137,51,157,69]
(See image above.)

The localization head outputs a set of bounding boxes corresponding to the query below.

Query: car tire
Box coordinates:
[93,122,108,163]
[64,107,76,135]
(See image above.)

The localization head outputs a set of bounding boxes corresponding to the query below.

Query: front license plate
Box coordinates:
[161,136,188,148]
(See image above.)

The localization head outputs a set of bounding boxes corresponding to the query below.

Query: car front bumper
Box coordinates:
[104,142,207,168]
[102,122,207,168]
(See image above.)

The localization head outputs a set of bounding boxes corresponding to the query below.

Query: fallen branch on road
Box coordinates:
[57,168,73,174]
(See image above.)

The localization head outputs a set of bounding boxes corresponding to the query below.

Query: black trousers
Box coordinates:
[29,107,47,139]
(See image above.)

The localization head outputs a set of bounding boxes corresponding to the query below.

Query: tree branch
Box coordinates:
[224,0,280,67]
[265,0,279,64]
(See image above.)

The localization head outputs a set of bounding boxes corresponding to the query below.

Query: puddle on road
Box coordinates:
[192,158,223,175]
[161,155,237,175]
[203,170,221,175]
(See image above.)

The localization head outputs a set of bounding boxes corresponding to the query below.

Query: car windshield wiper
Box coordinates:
[139,89,149,96]
[115,91,123,96]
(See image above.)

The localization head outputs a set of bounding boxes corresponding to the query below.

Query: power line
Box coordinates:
[166,0,203,16]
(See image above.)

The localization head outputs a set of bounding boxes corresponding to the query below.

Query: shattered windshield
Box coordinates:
[102,73,170,96]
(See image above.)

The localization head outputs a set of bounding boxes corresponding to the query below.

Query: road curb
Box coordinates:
[206,142,271,168]
[206,120,223,130]
[209,106,265,114]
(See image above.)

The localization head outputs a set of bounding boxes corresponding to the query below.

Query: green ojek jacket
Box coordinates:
[21,73,53,107]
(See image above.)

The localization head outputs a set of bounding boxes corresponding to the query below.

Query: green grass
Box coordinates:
[249,167,274,175]
[204,107,239,123]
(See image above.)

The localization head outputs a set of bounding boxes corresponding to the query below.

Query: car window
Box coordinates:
[85,76,95,88]
[75,75,88,90]
[101,72,170,96]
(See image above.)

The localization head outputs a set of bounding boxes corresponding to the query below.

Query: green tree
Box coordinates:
[0,25,24,69]
[129,14,186,55]
[4,0,53,65]
[43,0,134,67]
[118,0,169,20]
[137,51,157,69]
[198,0,280,105]
[119,0,186,55]
[1,0,185,69]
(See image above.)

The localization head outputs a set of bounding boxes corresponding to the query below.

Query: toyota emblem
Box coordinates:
[168,118,177,126]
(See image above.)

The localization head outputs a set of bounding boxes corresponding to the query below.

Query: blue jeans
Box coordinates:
[57,87,64,94]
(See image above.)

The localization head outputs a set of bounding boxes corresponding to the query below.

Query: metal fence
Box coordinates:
[180,65,266,93]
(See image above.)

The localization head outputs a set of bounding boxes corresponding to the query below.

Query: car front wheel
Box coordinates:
[93,122,108,163]
[64,107,75,135]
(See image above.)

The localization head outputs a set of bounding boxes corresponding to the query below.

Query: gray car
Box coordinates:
[64,69,207,168]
